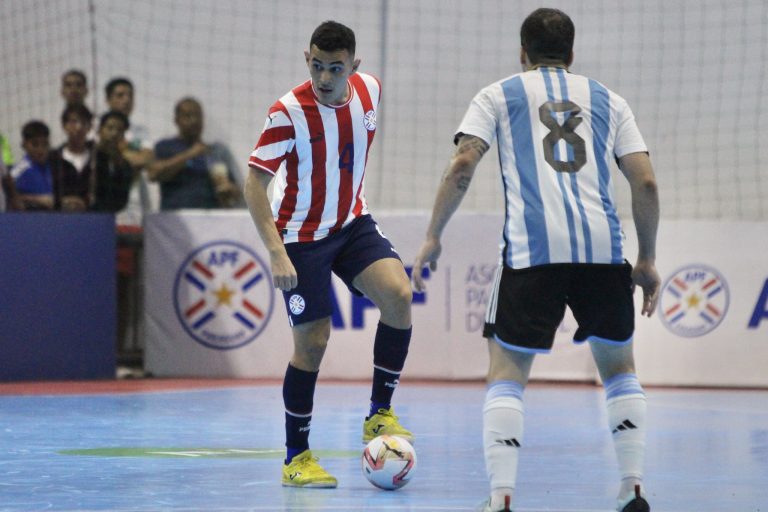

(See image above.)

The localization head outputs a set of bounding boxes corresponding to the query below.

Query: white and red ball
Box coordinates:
[361,435,417,490]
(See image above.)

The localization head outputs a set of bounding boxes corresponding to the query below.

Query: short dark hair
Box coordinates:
[61,103,93,125]
[21,120,50,141]
[174,96,202,116]
[105,77,133,99]
[310,20,356,55]
[99,110,130,131]
[520,8,575,64]
[62,69,87,85]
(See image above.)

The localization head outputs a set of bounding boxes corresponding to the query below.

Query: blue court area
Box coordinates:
[0,381,766,511]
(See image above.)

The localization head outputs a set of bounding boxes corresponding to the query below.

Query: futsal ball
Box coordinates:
[361,435,417,490]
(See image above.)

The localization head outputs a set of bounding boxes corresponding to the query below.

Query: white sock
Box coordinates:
[483,393,524,496]
[606,391,647,498]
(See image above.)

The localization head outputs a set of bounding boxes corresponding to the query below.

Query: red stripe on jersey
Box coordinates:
[257,126,295,147]
[296,85,327,242]
[349,74,376,216]
[275,149,299,237]
[331,104,355,233]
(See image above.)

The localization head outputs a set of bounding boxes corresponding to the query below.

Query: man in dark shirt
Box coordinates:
[148,97,240,210]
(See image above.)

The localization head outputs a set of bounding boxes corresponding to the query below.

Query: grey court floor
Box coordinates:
[0,380,766,511]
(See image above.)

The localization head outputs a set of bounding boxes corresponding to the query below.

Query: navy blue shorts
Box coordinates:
[483,262,635,353]
[281,215,401,326]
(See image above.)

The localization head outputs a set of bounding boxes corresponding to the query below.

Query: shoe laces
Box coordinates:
[376,407,397,419]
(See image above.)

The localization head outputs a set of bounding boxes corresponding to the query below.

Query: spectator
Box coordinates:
[58,103,94,188]
[10,121,76,211]
[1,132,19,210]
[1,153,22,212]
[1,131,14,169]
[148,97,241,209]
[104,77,156,225]
[61,69,89,108]
[60,111,134,213]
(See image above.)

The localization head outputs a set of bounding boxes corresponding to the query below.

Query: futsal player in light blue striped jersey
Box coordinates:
[412,8,659,512]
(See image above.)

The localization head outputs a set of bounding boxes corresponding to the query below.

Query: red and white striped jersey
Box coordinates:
[249,72,381,243]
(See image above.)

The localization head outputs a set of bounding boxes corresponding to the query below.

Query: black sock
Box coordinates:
[283,364,318,463]
[369,322,411,417]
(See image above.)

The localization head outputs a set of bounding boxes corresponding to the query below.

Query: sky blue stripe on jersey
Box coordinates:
[502,76,549,266]
[557,68,593,262]
[542,68,578,262]
[589,79,623,262]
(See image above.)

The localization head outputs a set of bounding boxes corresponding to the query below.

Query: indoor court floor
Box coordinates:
[0,379,766,511]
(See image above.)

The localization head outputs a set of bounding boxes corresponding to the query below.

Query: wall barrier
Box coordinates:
[0,213,116,381]
[144,211,768,387]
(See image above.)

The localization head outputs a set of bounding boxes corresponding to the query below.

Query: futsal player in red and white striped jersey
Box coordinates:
[245,20,414,489]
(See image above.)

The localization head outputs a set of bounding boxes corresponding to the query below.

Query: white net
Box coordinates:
[1,0,767,219]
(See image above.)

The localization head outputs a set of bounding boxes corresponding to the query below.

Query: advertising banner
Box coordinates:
[144,212,767,387]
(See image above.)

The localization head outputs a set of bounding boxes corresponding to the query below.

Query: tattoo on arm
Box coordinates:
[442,135,488,191]
[456,135,489,159]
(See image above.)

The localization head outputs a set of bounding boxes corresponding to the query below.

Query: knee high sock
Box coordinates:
[483,380,525,503]
[369,322,411,417]
[604,373,647,497]
[283,364,318,464]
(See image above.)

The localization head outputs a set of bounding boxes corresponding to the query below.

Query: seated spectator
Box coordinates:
[148,97,241,209]
[10,121,76,211]
[60,111,134,213]
[61,69,89,108]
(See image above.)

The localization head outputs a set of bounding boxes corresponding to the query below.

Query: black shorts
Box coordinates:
[482,262,635,353]
[281,214,401,327]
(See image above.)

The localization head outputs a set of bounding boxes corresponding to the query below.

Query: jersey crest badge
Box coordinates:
[364,110,376,131]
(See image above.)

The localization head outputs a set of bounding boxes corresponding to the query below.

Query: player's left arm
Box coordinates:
[618,151,660,317]
[412,134,489,291]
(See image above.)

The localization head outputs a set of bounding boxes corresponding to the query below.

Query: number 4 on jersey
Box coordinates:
[339,143,354,173]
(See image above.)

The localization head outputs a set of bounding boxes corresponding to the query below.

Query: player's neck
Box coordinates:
[529,62,569,71]
[313,82,352,107]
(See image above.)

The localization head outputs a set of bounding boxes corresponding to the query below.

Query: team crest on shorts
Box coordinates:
[659,264,729,338]
[288,294,306,315]
[173,241,274,350]
[364,110,376,131]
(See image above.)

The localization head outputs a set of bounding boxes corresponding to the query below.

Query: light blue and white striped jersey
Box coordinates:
[457,66,647,269]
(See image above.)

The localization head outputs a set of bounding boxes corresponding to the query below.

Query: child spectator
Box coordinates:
[59,111,134,213]
[58,103,94,193]
[10,121,76,211]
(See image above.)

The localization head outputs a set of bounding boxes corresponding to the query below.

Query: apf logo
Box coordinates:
[658,264,729,337]
[173,241,274,350]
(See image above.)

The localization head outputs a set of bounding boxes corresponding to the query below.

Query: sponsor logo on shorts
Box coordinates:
[173,241,274,350]
[364,109,376,131]
[289,294,306,315]
[659,264,729,337]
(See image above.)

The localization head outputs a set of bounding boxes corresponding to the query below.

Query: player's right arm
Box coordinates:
[412,134,489,292]
[618,151,660,317]
[244,169,297,291]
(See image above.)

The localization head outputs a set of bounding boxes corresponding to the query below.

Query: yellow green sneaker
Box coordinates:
[281,449,338,488]
[363,407,414,444]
